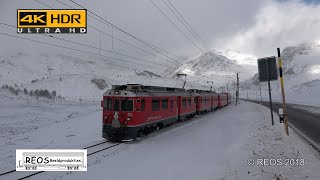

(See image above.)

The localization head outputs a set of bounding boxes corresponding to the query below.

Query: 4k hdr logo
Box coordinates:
[17,9,87,34]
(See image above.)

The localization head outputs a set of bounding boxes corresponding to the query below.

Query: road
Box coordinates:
[248,100,320,148]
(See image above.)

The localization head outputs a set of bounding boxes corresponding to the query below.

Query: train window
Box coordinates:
[188,97,191,106]
[194,97,198,103]
[162,99,168,110]
[204,97,207,103]
[141,99,145,111]
[170,100,173,109]
[114,99,120,111]
[121,99,133,111]
[182,97,186,107]
[104,98,112,110]
[152,99,160,111]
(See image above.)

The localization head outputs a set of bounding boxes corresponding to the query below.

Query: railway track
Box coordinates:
[0,141,122,180]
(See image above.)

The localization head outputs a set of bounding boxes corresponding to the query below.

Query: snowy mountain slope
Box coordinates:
[0,52,175,99]
[241,40,320,106]
[170,50,257,90]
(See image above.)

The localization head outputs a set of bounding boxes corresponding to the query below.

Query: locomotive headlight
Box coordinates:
[126,117,131,121]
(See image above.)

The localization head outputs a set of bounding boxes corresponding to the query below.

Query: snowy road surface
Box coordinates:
[1,99,318,180]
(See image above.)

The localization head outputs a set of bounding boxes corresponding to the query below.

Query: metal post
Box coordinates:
[278,48,289,135]
[236,73,239,105]
[259,85,262,103]
[266,60,274,125]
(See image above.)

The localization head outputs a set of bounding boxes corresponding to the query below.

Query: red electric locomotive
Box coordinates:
[101,84,195,141]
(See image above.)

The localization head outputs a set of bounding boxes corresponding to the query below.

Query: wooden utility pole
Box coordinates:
[233,81,235,100]
[277,48,289,135]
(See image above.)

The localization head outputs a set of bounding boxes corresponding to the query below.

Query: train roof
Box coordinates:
[111,84,186,92]
[103,84,230,97]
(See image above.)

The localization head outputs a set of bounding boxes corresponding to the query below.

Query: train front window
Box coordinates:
[121,99,134,111]
[104,98,112,110]
[114,99,120,111]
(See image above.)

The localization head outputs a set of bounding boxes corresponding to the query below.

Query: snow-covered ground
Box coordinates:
[0,90,104,173]
[1,98,319,180]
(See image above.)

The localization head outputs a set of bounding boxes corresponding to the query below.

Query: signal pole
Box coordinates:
[277,48,289,135]
[236,73,239,105]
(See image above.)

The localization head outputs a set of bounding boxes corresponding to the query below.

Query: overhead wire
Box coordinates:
[62,0,237,75]
[2,23,171,68]
[66,0,185,65]
[0,32,164,71]
[148,0,237,74]
[161,0,209,51]
[36,0,180,67]
[146,0,204,53]
[25,0,236,86]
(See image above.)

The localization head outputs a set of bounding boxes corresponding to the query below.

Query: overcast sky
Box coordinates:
[0,0,319,62]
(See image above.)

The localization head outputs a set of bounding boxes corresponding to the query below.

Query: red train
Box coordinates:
[101,84,232,141]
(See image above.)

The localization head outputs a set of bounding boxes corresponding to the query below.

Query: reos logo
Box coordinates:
[25,156,50,164]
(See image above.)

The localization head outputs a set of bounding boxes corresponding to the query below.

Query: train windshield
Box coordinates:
[121,99,133,111]
[104,98,112,110]
[114,99,120,111]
